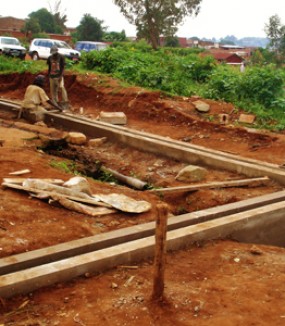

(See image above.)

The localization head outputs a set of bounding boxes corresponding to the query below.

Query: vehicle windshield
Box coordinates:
[75,43,85,51]
[75,42,107,51]
[2,38,20,45]
[54,41,72,49]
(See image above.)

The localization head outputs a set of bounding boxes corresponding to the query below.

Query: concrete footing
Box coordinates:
[1,190,285,276]
[1,197,285,298]
[44,112,285,185]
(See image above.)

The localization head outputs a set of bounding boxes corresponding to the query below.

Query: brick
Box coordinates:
[98,111,127,125]
[238,114,256,124]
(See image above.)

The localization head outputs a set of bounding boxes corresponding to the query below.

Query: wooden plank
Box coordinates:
[149,177,270,195]
[2,178,64,185]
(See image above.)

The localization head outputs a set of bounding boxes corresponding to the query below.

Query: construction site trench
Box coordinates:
[0,72,285,325]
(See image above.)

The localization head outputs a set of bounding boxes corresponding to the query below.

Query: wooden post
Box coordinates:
[152,203,168,301]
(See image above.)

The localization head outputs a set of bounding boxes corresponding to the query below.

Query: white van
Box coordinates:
[75,41,108,53]
[0,36,26,60]
[29,38,81,61]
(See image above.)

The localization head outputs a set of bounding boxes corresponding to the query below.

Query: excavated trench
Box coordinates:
[1,98,285,298]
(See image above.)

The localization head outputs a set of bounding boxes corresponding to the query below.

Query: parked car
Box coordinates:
[0,36,26,60]
[75,41,108,53]
[29,38,81,61]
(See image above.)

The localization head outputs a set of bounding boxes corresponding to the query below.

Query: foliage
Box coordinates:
[97,170,118,183]
[264,15,285,64]
[265,15,285,51]
[0,55,76,75]
[22,17,41,35]
[49,0,67,32]
[103,30,127,42]
[22,2,66,36]
[0,56,45,74]
[79,44,285,130]
[164,36,180,48]
[30,32,50,40]
[25,8,61,34]
[75,14,106,42]
[238,65,285,108]
[204,64,285,110]
[202,64,241,103]
[49,159,80,175]
[113,0,202,49]
[111,39,152,52]
[80,45,215,96]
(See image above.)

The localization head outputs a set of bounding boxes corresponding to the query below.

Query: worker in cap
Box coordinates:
[47,44,69,110]
[50,45,58,54]
[20,74,62,122]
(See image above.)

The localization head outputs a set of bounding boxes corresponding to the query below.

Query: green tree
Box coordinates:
[21,17,41,35]
[27,8,58,34]
[49,0,67,33]
[113,0,202,49]
[265,15,285,52]
[76,14,106,41]
[23,2,66,36]
[164,36,180,47]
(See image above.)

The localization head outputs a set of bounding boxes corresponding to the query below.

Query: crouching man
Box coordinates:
[20,74,62,123]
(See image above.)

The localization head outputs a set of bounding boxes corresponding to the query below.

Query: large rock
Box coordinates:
[193,100,210,113]
[98,111,127,125]
[66,132,87,145]
[175,165,207,182]
[238,114,256,124]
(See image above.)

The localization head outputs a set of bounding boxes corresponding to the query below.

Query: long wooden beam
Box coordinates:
[149,176,270,195]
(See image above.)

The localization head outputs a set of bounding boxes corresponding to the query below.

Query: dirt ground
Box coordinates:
[0,71,285,325]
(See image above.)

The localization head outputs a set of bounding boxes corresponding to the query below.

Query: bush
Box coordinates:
[202,64,241,102]
[238,65,285,108]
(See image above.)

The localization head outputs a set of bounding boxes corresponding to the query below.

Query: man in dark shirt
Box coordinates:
[47,45,69,110]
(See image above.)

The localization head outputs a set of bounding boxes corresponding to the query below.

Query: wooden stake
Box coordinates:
[152,203,168,301]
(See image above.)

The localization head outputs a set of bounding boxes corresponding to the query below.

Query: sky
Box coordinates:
[1,0,285,40]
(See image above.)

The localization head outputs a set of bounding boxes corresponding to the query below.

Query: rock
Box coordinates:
[175,165,207,182]
[88,137,107,147]
[98,111,127,125]
[193,100,210,113]
[128,99,136,108]
[66,132,87,145]
[238,114,256,124]
[111,282,118,289]
[34,121,47,127]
